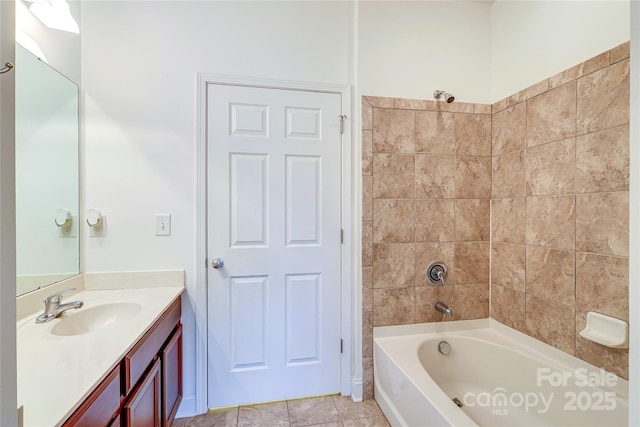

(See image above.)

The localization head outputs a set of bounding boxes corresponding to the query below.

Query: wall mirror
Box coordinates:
[15,43,79,296]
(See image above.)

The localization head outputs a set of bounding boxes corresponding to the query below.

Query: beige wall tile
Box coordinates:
[362,130,373,176]
[415,111,455,155]
[373,287,415,326]
[362,220,373,267]
[362,52,630,377]
[415,286,446,323]
[491,242,525,291]
[454,199,490,241]
[491,198,526,244]
[455,114,491,156]
[525,138,575,196]
[362,357,373,400]
[525,295,575,355]
[362,267,373,312]
[492,98,508,114]
[372,108,415,153]
[362,98,373,130]
[454,241,489,284]
[373,199,415,243]
[364,96,394,108]
[430,101,474,114]
[526,195,575,250]
[362,311,373,359]
[575,310,628,380]
[576,253,629,321]
[492,102,526,155]
[549,51,609,88]
[475,105,492,115]
[610,41,630,64]
[415,199,454,242]
[526,82,576,147]
[491,284,525,332]
[577,58,629,135]
[508,79,550,108]
[526,246,576,305]
[575,126,629,193]
[362,176,372,221]
[492,150,526,198]
[372,243,414,288]
[415,155,455,198]
[395,98,428,110]
[451,283,489,320]
[576,192,628,257]
[416,284,488,322]
[372,154,415,199]
[455,156,492,199]
[415,242,455,287]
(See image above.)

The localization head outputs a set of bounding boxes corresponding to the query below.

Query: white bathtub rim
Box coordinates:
[374,318,628,397]
[374,328,480,426]
[373,318,628,427]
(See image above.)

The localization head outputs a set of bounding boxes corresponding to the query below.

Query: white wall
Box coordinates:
[80,0,635,418]
[491,0,630,102]
[359,0,630,105]
[359,0,492,103]
[80,0,353,415]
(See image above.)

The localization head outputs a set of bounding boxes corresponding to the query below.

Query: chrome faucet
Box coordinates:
[36,288,84,323]
[435,301,453,318]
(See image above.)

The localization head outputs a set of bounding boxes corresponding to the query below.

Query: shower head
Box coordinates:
[434,90,455,103]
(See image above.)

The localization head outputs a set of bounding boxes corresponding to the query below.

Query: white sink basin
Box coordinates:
[50,302,143,336]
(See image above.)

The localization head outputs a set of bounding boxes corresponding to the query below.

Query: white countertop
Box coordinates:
[17,285,183,427]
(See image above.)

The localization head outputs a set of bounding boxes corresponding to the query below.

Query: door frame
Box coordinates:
[194,74,354,414]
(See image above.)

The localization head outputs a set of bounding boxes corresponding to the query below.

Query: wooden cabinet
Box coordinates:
[162,324,182,426]
[123,359,162,427]
[63,297,182,427]
[63,366,121,427]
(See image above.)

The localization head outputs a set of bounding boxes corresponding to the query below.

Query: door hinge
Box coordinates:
[205,257,208,268]
[339,115,347,134]
[340,339,344,353]
[340,229,344,244]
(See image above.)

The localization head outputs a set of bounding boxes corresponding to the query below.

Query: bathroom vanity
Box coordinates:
[16,271,184,427]
[63,298,182,426]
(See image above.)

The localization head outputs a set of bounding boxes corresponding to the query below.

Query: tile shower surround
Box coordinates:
[361,42,630,399]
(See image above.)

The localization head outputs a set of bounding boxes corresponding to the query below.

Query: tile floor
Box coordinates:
[172,395,390,427]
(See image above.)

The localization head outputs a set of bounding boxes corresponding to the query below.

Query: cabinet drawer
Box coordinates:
[63,365,120,427]
[123,299,181,395]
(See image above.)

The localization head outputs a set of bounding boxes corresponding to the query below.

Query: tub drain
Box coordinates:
[438,340,451,355]
[452,397,463,408]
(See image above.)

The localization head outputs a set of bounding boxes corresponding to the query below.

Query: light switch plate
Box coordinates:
[155,214,171,236]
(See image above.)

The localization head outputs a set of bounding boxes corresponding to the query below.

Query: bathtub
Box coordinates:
[374,318,628,427]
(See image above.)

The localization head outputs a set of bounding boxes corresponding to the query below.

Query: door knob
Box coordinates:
[211,258,224,269]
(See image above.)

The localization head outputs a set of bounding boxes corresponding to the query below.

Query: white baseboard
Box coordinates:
[176,394,201,419]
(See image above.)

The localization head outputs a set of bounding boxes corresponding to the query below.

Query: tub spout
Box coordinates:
[435,301,453,318]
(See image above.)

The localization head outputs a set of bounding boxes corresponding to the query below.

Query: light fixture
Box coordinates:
[27,0,79,34]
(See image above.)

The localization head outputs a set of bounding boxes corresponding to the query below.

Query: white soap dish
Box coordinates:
[579,312,628,349]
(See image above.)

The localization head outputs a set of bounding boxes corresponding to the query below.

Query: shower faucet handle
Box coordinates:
[426,262,448,286]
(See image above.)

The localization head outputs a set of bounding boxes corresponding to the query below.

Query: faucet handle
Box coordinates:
[43,288,77,304]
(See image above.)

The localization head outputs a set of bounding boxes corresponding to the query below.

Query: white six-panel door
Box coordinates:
[206,84,343,408]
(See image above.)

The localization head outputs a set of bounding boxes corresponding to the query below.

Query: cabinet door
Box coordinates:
[162,325,182,427]
[123,358,161,427]
[63,366,120,427]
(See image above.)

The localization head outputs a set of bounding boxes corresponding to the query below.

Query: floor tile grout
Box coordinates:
[179,395,389,427]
